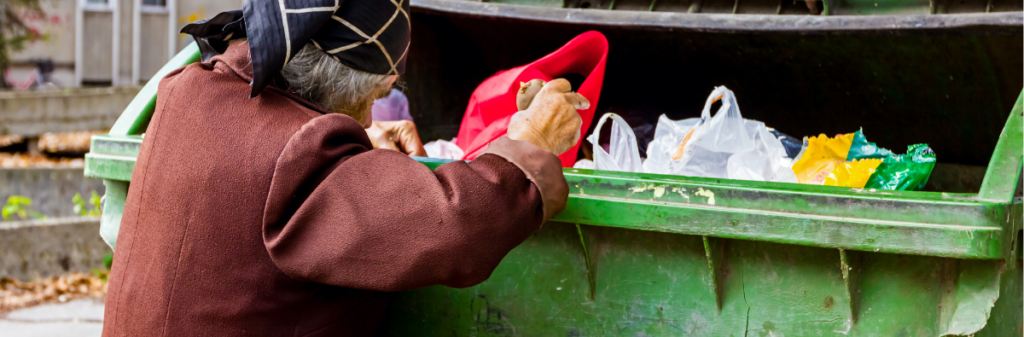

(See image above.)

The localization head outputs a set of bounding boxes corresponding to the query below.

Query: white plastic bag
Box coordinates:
[573,159,595,169]
[423,138,465,159]
[644,86,796,183]
[586,113,643,173]
[642,114,701,175]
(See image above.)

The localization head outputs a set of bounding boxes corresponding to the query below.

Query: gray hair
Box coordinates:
[280,44,392,121]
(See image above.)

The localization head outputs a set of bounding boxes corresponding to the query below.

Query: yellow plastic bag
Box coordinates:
[824,158,883,188]
[792,133,855,185]
[793,156,837,185]
[792,133,880,187]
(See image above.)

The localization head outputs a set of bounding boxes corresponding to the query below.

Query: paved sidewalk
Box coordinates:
[0,299,104,336]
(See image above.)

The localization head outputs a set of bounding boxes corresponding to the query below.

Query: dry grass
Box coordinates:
[0,153,84,168]
[0,272,107,315]
[38,131,104,154]
[0,135,25,148]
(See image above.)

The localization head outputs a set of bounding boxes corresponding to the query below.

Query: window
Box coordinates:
[141,0,167,13]
[82,0,112,11]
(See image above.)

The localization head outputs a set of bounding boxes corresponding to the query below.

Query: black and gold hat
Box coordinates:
[181,0,411,97]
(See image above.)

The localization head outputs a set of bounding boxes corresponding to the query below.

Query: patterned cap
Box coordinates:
[181,0,411,97]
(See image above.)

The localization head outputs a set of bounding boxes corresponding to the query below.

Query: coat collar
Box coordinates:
[211,40,330,115]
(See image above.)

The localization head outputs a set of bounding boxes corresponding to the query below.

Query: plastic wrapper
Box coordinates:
[586,113,643,172]
[824,159,883,187]
[601,107,657,157]
[631,122,655,157]
[574,159,595,169]
[846,129,892,160]
[846,130,937,191]
[644,86,796,183]
[768,128,804,159]
[423,138,464,160]
[792,133,879,187]
[642,115,701,174]
[864,144,936,191]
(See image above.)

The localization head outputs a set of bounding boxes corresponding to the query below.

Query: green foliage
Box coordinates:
[73,191,102,217]
[2,195,45,220]
[91,268,109,282]
[93,253,114,282]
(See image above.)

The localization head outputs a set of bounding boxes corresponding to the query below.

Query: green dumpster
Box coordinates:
[86,4,1022,335]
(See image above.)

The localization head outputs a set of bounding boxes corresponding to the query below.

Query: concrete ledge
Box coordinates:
[0,168,106,218]
[0,217,110,281]
[0,86,141,137]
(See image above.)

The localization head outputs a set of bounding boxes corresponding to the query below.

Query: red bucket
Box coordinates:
[455,31,609,167]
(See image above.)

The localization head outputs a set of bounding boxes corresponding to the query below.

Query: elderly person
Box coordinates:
[101,0,584,335]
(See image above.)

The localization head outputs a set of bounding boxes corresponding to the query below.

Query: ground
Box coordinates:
[1,272,107,336]
[0,299,104,336]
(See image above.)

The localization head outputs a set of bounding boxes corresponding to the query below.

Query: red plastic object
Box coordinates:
[455,31,609,167]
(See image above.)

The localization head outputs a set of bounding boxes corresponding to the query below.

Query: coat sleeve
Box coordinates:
[262,114,567,292]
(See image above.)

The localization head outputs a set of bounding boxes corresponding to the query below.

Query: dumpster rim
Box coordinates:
[411,0,1024,32]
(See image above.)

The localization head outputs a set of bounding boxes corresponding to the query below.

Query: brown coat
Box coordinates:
[102,42,567,336]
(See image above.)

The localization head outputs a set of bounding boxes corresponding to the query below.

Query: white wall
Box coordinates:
[81,11,114,82]
[140,13,169,80]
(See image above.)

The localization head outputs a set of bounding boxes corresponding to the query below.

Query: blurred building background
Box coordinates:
[2,0,247,288]
[7,0,243,88]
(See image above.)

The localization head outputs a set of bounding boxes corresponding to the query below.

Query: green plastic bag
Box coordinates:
[847,130,937,191]
[846,129,892,160]
[864,144,937,191]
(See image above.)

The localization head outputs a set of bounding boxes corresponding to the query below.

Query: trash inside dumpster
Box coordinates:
[441,75,939,190]
[81,0,1022,335]
[455,31,608,167]
[421,30,943,190]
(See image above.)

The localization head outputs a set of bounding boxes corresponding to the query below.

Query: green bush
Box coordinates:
[2,196,45,220]
[73,191,102,217]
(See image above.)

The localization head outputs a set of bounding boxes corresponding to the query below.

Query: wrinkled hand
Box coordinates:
[507,78,588,156]
[365,120,427,157]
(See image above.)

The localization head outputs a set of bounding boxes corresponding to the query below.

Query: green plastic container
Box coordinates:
[87,20,1022,336]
